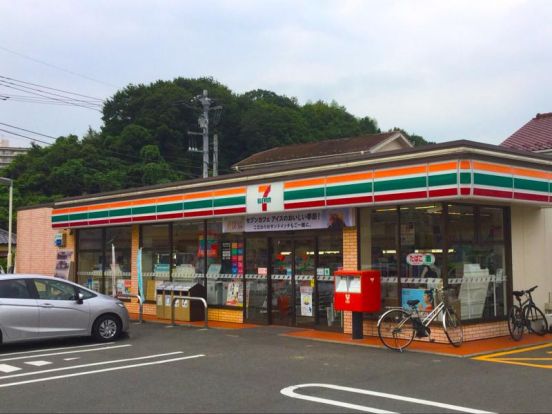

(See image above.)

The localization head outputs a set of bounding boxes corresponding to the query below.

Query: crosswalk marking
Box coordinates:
[0,364,21,373]
[24,361,52,367]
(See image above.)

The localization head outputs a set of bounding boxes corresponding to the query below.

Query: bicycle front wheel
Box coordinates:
[508,305,524,341]
[525,305,548,336]
[443,308,463,347]
[378,309,415,352]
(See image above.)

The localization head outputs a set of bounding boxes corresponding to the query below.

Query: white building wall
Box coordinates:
[511,205,552,309]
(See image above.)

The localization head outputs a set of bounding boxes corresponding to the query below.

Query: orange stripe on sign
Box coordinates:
[109,200,133,209]
[52,208,71,215]
[512,167,551,180]
[428,161,457,173]
[258,185,270,193]
[132,198,156,206]
[156,194,185,203]
[326,171,373,184]
[473,161,512,175]
[184,191,213,200]
[374,165,426,179]
[87,203,111,212]
[284,178,325,189]
[212,187,246,197]
[459,160,471,170]
[67,205,89,213]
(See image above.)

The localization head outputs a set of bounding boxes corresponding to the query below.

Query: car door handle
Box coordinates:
[40,303,54,308]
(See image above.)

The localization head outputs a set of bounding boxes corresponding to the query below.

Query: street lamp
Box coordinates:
[0,177,13,272]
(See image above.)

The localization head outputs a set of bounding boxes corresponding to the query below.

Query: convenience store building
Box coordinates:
[16,133,552,341]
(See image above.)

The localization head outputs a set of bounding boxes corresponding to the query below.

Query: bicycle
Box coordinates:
[377,287,463,351]
[508,285,548,341]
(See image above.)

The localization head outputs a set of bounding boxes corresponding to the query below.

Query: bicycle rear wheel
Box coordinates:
[443,308,463,347]
[378,309,415,352]
[525,305,548,336]
[508,305,524,341]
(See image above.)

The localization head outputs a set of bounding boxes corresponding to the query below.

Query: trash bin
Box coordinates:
[178,282,206,322]
[156,283,166,318]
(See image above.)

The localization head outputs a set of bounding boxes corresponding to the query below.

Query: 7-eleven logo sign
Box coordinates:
[257,185,272,212]
[247,182,283,213]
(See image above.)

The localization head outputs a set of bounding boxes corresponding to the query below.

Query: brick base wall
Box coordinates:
[344,311,510,342]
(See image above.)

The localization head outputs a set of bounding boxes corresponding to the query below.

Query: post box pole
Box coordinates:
[352,311,363,339]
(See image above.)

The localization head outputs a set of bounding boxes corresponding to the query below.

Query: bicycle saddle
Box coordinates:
[407,299,420,307]
[513,291,524,297]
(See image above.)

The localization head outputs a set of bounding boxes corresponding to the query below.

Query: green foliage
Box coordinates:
[2,77,433,230]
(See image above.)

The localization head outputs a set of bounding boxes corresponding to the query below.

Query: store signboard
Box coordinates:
[406,253,435,266]
[223,208,354,233]
[246,182,284,214]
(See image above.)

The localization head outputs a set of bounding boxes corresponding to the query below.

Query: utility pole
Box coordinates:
[188,90,223,178]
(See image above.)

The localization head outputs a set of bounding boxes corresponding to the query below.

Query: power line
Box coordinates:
[0,75,104,101]
[0,122,57,141]
[0,128,52,146]
[0,45,116,88]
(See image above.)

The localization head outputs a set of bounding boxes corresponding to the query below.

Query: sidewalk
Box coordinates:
[128,313,259,330]
[282,329,552,357]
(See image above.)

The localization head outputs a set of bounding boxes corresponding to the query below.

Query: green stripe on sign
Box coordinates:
[428,173,457,187]
[474,173,512,188]
[514,177,548,193]
[110,208,132,217]
[284,187,325,201]
[213,196,246,207]
[460,172,471,184]
[326,182,372,197]
[89,210,109,219]
[132,205,156,215]
[185,199,212,210]
[157,202,183,213]
[374,176,426,193]
[52,215,69,223]
[68,212,88,221]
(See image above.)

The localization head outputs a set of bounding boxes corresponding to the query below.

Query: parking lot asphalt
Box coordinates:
[0,322,550,413]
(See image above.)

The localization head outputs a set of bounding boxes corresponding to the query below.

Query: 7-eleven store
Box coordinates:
[18,139,552,341]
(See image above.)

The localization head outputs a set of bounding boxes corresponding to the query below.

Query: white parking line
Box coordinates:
[0,354,205,388]
[0,344,131,362]
[24,361,52,367]
[63,358,79,361]
[0,351,184,380]
[0,364,21,374]
[0,342,115,357]
[281,384,494,414]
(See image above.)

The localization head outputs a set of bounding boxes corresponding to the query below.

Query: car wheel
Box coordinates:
[92,314,122,342]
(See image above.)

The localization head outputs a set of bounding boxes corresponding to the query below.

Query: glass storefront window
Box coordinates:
[105,227,132,296]
[245,237,268,324]
[142,224,170,301]
[77,229,103,292]
[317,234,343,328]
[173,221,204,281]
[447,205,507,321]
[204,220,244,308]
[400,204,444,311]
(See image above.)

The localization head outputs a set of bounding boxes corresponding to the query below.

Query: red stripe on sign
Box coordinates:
[514,192,549,202]
[110,217,132,224]
[284,200,325,210]
[87,219,110,226]
[460,188,470,195]
[68,221,88,227]
[52,223,67,228]
[156,212,184,221]
[374,191,427,202]
[184,210,213,217]
[473,188,513,199]
[132,215,157,222]
[326,195,373,206]
[213,207,247,216]
[429,188,457,198]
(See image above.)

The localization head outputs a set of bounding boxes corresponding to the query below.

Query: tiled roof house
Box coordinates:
[501,112,552,154]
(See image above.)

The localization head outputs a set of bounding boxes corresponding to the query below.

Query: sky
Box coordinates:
[0,0,551,148]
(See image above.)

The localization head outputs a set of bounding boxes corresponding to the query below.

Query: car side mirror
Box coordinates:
[76,292,84,304]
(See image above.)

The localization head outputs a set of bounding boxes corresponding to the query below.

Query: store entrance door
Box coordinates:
[270,238,316,327]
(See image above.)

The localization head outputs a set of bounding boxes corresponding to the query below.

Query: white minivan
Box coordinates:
[0,274,129,344]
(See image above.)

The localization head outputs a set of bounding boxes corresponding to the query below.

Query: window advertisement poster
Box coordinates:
[401,288,434,312]
[226,280,243,306]
[54,250,73,279]
[116,279,132,296]
[300,285,313,316]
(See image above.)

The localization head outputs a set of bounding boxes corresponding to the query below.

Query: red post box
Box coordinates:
[333,270,381,313]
